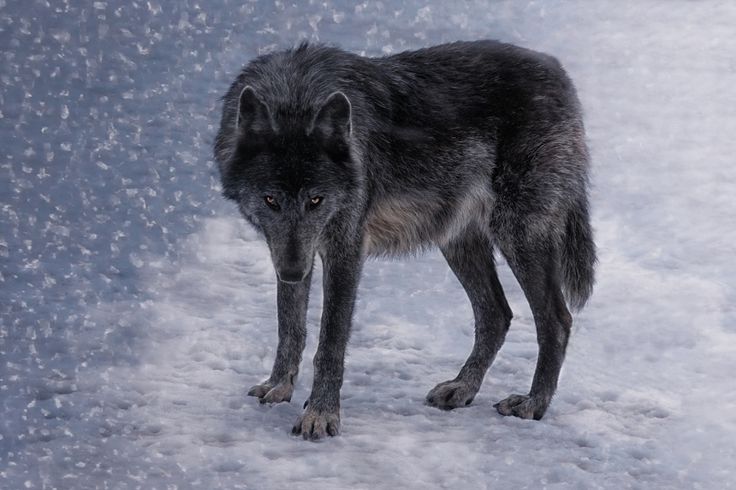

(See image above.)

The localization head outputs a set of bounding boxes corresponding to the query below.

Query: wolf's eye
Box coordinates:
[264,196,279,209]
[309,196,323,208]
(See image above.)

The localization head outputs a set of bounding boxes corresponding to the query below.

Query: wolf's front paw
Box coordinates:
[426,379,478,410]
[247,381,273,398]
[291,403,340,441]
[247,375,294,404]
[494,394,548,420]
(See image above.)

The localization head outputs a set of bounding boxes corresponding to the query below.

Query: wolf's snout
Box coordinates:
[277,266,307,284]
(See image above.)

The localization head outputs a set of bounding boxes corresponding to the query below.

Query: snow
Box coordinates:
[2,0,735,488]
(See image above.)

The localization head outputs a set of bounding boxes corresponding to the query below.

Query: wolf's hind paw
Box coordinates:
[494,394,548,420]
[425,379,478,410]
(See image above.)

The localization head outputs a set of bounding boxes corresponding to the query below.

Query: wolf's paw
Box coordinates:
[291,404,340,441]
[247,382,273,398]
[494,394,548,420]
[425,379,477,410]
[247,376,294,404]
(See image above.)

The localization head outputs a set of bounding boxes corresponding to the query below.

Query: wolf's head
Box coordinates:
[219,86,359,283]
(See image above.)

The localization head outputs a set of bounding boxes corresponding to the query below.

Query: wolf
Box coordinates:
[213,41,596,440]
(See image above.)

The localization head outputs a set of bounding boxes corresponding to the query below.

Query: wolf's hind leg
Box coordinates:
[494,241,571,420]
[248,269,312,404]
[426,228,512,410]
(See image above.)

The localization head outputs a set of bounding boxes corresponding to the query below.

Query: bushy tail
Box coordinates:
[560,199,597,311]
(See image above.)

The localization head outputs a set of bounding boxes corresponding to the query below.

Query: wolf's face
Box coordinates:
[221,87,357,283]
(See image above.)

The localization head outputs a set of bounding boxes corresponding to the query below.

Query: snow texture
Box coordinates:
[1,0,735,488]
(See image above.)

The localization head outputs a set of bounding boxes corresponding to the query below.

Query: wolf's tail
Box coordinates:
[560,198,596,311]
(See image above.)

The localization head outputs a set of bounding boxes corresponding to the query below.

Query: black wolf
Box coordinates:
[214,41,596,440]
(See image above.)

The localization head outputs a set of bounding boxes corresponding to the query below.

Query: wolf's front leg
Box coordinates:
[248,269,313,404]
[292,245,362,440]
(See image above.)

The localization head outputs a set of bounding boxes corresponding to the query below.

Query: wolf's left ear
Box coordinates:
[312,91,352,141]
[236,86,274,135]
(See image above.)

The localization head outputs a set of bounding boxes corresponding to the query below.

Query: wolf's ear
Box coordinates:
[236,86,274,135]
[312,91,352,141]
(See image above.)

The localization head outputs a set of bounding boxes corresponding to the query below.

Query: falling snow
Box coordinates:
[1,1,735,489]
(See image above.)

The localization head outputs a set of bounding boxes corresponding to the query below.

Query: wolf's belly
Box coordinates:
[362,185,495,257]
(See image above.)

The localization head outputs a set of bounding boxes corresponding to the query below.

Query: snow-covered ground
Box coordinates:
[2,1,735,488]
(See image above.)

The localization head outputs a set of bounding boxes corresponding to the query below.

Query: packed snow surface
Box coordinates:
[2,1,735,488]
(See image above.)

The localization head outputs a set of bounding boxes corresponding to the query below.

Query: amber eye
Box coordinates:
[309,196,322,207]
[264,196,278,209]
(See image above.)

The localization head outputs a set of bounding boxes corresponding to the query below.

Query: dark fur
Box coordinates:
[214,41,596,440]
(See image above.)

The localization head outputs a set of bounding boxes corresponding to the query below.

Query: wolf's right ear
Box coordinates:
[236,86,274,135]
[312,91,352,142]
